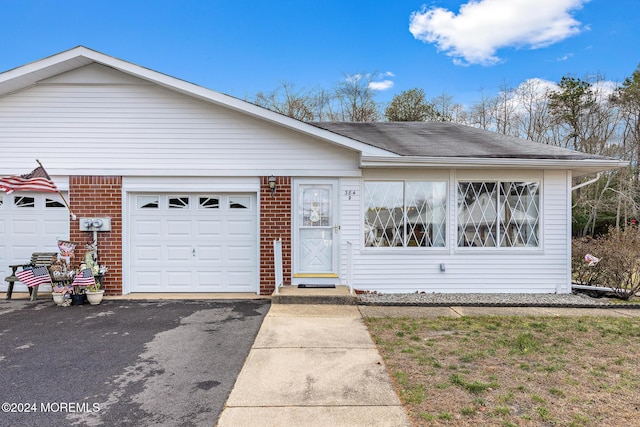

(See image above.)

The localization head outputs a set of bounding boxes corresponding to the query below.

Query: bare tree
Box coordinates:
[253,82,315,121]
[334,73,380,122]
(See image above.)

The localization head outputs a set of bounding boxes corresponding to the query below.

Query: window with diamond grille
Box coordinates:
[364,181,446,248]
[457,181,539,248]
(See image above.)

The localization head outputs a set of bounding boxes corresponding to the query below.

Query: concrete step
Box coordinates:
[271,285,357,305]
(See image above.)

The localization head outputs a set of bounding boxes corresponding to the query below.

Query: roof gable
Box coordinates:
[0,46,394,158]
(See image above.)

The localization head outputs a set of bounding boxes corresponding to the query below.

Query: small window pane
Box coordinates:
[299,185,331,226]
[230,196,250,209]
[137,196,159,209]
[457,182,498,247]
[169,197,189,209]
[46,198,65,208]
[406,182,447,247]
[199,197,220,209]
[364,182,404,247]
[14,196,35,208]
[499,182,540,247]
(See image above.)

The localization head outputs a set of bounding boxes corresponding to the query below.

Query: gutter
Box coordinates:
[360,156,627,171]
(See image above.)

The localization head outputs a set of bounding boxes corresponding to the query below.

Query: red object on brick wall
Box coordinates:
[260,176,292,295]
[69,176,122,295]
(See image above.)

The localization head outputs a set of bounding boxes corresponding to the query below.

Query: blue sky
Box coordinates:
[0,0,638,107]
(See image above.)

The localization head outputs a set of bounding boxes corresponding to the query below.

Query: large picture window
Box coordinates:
[457,181,540,248]
[364,181,447,248]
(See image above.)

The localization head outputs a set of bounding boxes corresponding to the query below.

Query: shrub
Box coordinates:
[572,225,640,300]
[571,236,604,287]
[598,226,640,299]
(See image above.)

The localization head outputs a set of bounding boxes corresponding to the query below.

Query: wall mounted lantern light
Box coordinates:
[268,175,277,197]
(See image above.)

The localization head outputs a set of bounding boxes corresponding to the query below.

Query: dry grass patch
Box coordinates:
[365,315,640,426]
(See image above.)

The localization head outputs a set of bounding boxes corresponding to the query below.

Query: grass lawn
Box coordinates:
[364,315,640,426]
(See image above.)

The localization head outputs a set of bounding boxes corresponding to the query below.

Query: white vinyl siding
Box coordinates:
[345,169,570,293]
[0,64,361,178]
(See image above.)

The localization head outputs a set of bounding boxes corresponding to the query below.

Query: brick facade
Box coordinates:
[69,176,122,295]
[259,176,292,295]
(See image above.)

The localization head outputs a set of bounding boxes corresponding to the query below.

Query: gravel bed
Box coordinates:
[357,292,638,308]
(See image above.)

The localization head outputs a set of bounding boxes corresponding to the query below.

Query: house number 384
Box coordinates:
[344,190,357,200]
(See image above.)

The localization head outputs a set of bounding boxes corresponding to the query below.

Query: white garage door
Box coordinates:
[129,193,258,293]
[0,192,70,292]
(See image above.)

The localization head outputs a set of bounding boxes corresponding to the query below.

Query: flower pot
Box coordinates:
[85,290,105,305]
[71,293,86,306]
[52,293,66,306]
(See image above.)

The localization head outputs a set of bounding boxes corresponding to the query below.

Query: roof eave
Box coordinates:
[360,156,629,177]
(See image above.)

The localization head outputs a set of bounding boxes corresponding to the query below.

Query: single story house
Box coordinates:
[0,47,626,296]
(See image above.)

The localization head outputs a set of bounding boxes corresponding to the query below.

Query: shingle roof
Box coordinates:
[310,121,611,160]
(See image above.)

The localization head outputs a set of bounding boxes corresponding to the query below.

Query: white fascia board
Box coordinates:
[361,156,629,176]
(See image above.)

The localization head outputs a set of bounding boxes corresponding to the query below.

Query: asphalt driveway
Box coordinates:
[0,298,270,427]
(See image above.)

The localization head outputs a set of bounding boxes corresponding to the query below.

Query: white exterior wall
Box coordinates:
[0,64,360,178]
[341,169,572,293]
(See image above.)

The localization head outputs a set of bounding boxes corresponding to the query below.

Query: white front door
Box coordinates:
[294,180,339,278]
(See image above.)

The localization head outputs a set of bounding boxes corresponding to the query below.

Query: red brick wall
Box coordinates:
[69,176,122,295]
[260,176,292,295]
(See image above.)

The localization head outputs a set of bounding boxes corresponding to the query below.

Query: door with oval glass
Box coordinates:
[294,180,339,280]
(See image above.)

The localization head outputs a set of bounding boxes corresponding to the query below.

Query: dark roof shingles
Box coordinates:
[310,122,610,160]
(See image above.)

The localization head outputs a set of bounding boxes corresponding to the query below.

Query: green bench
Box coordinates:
[5,252,58,301]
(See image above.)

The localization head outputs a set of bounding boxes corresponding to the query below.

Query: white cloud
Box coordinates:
[343,72,395,91]
[409,0,588,66]
[556,53,574,61]
[369,80,394,91]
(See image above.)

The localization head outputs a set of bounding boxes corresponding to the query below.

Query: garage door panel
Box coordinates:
[166,270,193,287]
[135,245,162,261]
[167,245,192,261]
[226,245,255,263]
[197,271,223,287]
[135,219,162,236]
[13,219,39,235]
[130,193,257,293]
[197,220,222,236]
[197,245,222,262]
[134,271,162,288]
[44,219,68,235]
[167,220,192,236]
[227,219,254,236]
[227,271,254,288]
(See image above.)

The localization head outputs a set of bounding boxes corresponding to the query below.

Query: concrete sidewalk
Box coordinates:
[217,304,411,427]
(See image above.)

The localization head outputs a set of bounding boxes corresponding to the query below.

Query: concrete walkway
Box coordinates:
[217,304,411,427]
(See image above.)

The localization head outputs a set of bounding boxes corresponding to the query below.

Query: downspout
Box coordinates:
[571,172,602,191]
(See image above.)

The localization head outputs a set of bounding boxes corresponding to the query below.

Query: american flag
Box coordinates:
[72,268,95,287]
[52,283,72,294]
[0,166,58,194]
[16,266,53,288]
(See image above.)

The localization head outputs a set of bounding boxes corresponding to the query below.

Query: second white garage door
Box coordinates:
[129,193,257,293]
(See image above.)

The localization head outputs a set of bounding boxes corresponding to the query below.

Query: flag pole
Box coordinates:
[36,159,77,220]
